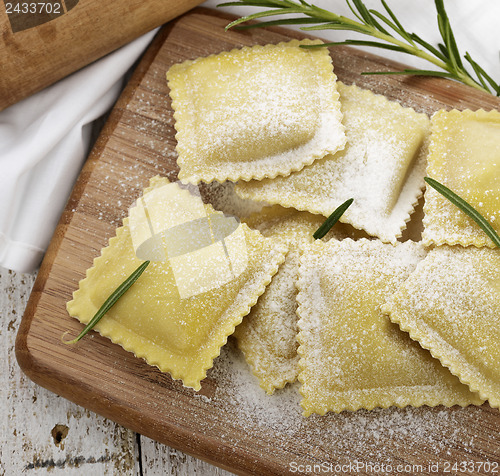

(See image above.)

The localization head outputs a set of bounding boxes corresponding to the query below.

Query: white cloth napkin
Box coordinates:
[0,29,158,272]
[0,0,498,273]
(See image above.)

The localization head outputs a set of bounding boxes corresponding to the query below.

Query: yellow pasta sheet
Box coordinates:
[423,109,500,248]
[67,177,287,391]
[167,40,345,184]
[235,206,354,394]
[297,239,482,416]
[383,245,500,408]
[236,83,429,243]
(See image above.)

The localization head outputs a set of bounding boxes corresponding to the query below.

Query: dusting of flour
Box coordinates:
[197,339,486,464]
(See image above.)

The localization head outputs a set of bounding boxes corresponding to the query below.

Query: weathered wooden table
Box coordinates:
[1,272,232,475]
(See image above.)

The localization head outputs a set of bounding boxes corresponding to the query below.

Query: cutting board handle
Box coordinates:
[0,0,204,111]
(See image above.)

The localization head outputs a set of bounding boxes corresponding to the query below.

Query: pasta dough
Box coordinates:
[235,206,353,394]
[167,40,345,184]
[235,82,430,243]
[422,109,500,248]
[383,245,500,408]
[297,239,482,416]
[67,177,288,391]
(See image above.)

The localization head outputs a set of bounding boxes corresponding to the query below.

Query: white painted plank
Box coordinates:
[0,267,233,475]
[0,268,139,475]
[140,437,233,476]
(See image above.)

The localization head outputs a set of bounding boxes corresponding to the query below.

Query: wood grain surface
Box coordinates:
[15,8,500,476]
[0,0,204,111]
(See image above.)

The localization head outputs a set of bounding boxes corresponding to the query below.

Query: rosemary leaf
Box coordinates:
[409,33,447,63]
[444,22,461,73]
[437,42,449,60]
[380,0,410,43]
[369,9,405,40]
[224,8,306,30]
[435,0,463,69]
[352,0,377,29]
[464,52,500,95]
[424,177,500,248]
[302,23,372,35]
[219,0,287,6]
[303,39,409,53]
[63,260,150,344]
[465,54,490,92]
[313,198,354,240]
[361,69,456,78]
[233,17,321,29]
[346,0,364,23]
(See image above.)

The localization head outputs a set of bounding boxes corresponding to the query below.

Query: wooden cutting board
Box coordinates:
[16,8,500,476]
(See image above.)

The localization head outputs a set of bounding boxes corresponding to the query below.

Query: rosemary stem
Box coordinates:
[304,6,488,93]
[271,4,451,70]
[452,70,488,93]
[365,28,448,70]
[63,260,151,344]
[366,29,488,93]
[222,0,495,95]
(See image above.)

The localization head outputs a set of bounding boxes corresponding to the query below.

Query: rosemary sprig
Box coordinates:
[314,198,354,239]
[220,0,500,95]
[424,177,500,248]
[63,260,150,344]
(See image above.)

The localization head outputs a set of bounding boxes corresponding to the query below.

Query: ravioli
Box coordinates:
[297,239,482,416]
[67,177,288,391]
[235,82,430,243]
[422,109,500,248]
[167,40,345,184]
[235,206,353,394]
[383,245,500,408]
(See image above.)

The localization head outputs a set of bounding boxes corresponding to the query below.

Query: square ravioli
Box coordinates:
[167,40,345,184]
[234,205,357,394]
[383,245,500,408]
[422,109,500,247]
[235,82,430,242]
[67,177,287,391]
[297,239,482,416]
